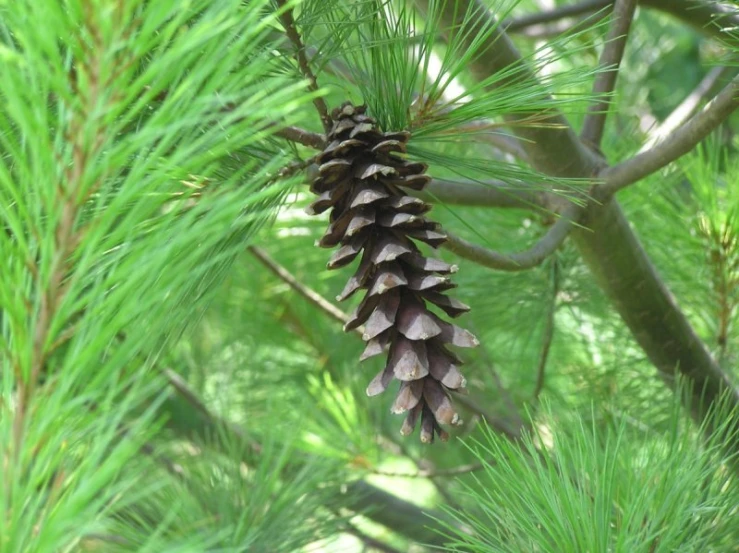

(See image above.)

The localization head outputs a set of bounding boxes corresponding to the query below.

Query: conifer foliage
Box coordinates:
[308,102,479,442]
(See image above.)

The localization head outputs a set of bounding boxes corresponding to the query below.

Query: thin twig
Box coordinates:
[599,74,739,196]
[443,203,581,272]
[371,462,485,478]
[274,154,319,181]
[275,0,332,133]
[248,245,356,330]
[164,369,217,421]
[580,0,638,146]
[532,258,559,400]
[511,11,611,41]
[454,394,525,441]
[274,126,326,149]
[504,0,610,32]
[162,368,262,455]
[642,65,737,151]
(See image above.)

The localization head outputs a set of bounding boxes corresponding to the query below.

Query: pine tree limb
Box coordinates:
[421,178,548,210]
[274,126,327,149]
[642,65,738,151]
[509,10,611,41]
[581,0,638,147]
[600,74,739,196]
[503,1,739,48]
[443,203,581,272]
[533,259,559,400]
[504,0,610,32]
[275,0,332,133]
[642,0,739,49]
[248,245,356,330]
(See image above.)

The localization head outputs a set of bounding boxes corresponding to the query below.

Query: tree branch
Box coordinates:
[533,259,559,400]
[641,0,739,50]
[600,74,739,196]
[341,481,451,547]
[642,65,738,150]
[421,178,548,210]
[248,245,352,328]
[275,0,332,133]
[442,203,581,272]
[503,1,739,48]
[581,0,638,146]
[274,126,327,149]
[509,11,611,41]
[504,0,610,33]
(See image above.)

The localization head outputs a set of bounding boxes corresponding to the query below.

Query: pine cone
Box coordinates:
[307,103,478,443]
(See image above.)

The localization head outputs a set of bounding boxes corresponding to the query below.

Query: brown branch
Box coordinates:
[274,154,320,182]
[510,11,611,41]
[533,259,559,400]
[275,0,332,133]
[454,393,526,441]
[505,1,739,47]
[641,0,739,50]
[342,481,452,547]
[421,178,548,210]
[581,0,638,146]
[504,0,610,32]
[303,168,551,210]
[600,74,739,196]
[248,245,352,328]
[274,126,326,149]
[642,65,738,150]
[442,203,581,272]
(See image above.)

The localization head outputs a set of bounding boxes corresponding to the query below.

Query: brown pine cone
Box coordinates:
[307,102,478,443]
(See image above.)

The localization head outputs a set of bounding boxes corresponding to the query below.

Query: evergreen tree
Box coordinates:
[2,0,739,551]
